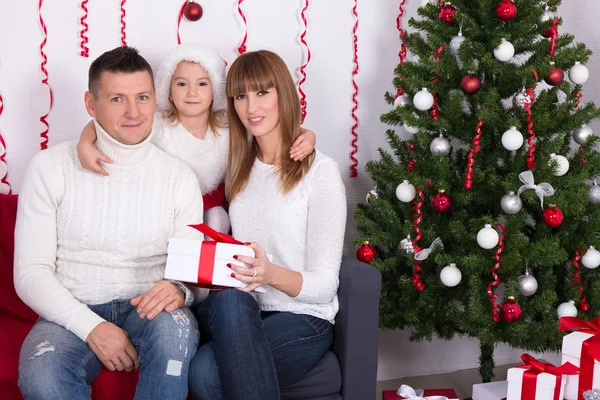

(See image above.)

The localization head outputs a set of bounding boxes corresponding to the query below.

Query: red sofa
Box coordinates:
[0,193,139,399]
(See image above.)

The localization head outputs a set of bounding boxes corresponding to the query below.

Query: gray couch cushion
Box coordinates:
[280,351,342,399]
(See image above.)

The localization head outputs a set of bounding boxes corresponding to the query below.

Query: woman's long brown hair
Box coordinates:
[225,50,314,201]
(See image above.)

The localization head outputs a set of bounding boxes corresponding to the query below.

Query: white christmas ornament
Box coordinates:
[538,7,553,24]
[582,246,600,269]
[450,32,465,55]
[394,94,412,108]
[589,182,600,205]
[440,263,462,287]
[413,88,434,111]
[573,124,593,145]
[430,134,451,155]
[493,38,515,62]
[477,224,499,249]
[501,126,524,151]
[501,191,522,214]
[569,62,589,85]
[396,180,416,203]
[404,125,419,134]
[548,153,569,176]
[557,300,578,318]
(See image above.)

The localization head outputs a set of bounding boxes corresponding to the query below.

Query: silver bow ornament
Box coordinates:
[517,171,554,208]
[414,237,443,261]
[397,385,449,400]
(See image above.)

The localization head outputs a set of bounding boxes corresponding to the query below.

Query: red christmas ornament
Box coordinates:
[438,3,456,24]
[184,1,203,22]
[544,66,564,86]
[356,241,376,263]
[496,0,517,22]
[460,74,481,95]
[542,205,564,228]
[432,190,452,213]
[501,296,522,322]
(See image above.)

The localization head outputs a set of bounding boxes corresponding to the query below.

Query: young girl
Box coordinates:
[77,44,315,233]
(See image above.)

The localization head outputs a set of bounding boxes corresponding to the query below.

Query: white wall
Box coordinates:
[0,0,598,381]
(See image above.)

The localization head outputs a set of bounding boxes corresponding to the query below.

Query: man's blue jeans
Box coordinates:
[18,300,199,400]
[188,289,333,400]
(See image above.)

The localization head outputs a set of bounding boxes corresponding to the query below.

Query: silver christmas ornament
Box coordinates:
[394,94,412,108]
[584,388,600,400]
[538,7,553,24]
[399,235,415,255]
[430,134,451,155]
[573,124,593,145]
[589,182,600,205]
[501,191,522,214]
[366,189,378,204]
[518,269,538,296]
[513,89,533,109]
[450,32,465,55]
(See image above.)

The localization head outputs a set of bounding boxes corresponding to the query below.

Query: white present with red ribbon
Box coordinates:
[506,353,578,400]
[165,223,266,292]
[559,316,600,400]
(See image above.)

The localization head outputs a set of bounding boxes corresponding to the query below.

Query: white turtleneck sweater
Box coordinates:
[14,121,204,342]
[229,151,347,324]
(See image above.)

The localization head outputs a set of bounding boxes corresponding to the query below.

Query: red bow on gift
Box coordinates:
[188,223,244,245]
[509,353,579,400]
[559,316,600,400]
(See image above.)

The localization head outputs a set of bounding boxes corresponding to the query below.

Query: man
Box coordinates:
[14,46,204,399]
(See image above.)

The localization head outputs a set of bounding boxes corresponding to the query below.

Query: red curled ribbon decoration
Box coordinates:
[524,68,539,170]
[349,0,359,177]
[429,43,445,120]
[176,0,187,45]
[237,0,248,54]
[0,95,11,194]
[548,18,559,56]
[79,0,89,57]
[394,0,407,98]
[487,223,505,322]
[407,143,417,171]
[573,91,582,109]
[571,249,590,312]
[464,119,484,189]
[120,0,127,46]
[38,0,53,150]
[298,0,311,123]
[411,187,425,291]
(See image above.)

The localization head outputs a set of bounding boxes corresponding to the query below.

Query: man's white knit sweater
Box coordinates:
[14,121,204,342]
[229,151,347,324]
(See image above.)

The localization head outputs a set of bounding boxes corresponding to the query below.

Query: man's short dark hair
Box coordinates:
[88,46,154,97]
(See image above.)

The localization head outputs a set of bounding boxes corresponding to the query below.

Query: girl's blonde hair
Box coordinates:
[225,50,314,201]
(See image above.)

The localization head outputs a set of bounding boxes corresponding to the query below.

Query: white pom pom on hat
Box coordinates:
[155,44,227,114]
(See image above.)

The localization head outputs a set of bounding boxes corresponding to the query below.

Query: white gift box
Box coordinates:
[472,381,508,400]
[561,331,600,400]
[165,238,266,293]
[507,367,565,400]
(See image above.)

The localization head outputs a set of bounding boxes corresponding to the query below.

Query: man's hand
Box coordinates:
[130,280,184,320]
[86,322,140,372]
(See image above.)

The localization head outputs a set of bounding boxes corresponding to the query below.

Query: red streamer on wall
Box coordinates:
[394,0,407,99]
[120,0,127,46]
[237,0,248,54]
[548,18,559,56]
[464,119,484,189]
[79,0,89,57]
[411,187,425,291]
[177,0,187,45]
[0,95,11,194]
[524,69,539,170]
[487,223,506,322]
[349,0,359,178]
[571,249,590,312]
[38,0,53,151]
[298,0,311,123]
[429,43,445,120]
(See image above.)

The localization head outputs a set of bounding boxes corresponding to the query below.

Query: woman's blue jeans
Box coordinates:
[188,289,333,400]
[18,300,199,400]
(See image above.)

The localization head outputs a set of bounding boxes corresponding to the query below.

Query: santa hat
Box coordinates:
[155,44,226,113]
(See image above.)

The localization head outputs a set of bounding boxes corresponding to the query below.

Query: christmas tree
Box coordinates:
[355,0,600,381]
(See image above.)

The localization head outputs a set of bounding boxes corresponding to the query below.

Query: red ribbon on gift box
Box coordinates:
[512,353,579,400]
[188,223,245,288]
[559,316,600,400]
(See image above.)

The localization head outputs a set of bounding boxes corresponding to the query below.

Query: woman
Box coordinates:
[188,50,347,399]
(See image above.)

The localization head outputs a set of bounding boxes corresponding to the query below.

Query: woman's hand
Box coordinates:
[229,242,275,293]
